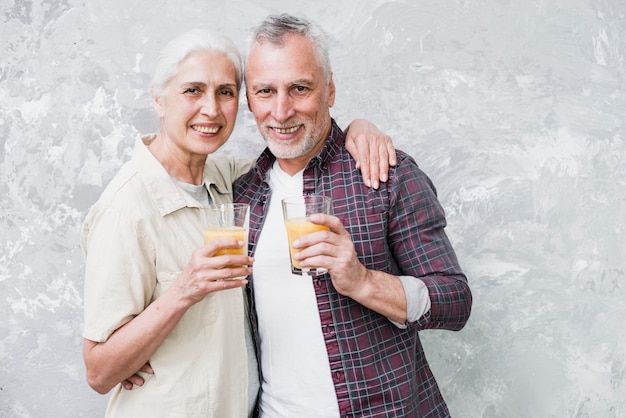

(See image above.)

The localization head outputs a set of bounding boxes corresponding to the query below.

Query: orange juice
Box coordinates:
[284,217,329,268]
[203,227,248,256]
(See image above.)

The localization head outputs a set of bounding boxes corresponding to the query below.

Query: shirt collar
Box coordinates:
[135,134,227,216]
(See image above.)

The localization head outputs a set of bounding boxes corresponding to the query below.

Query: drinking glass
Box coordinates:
[202,203,250,280]
[281,195,332,276]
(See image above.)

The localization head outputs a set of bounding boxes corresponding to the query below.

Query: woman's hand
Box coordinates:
[174,237,253,305]
[344,119,397,189]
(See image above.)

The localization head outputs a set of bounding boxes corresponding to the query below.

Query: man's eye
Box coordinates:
[258,88,272,95]
[185,88,200,94]
[292,86,309,95]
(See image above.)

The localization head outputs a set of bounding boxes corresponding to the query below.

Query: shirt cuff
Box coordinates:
[389,276,431,329]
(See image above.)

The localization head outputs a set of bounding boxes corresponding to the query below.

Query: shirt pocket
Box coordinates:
[154,271,178,299]
[154,270,219,326]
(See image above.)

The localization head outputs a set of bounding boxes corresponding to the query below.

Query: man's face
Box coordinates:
[245,33,336,172]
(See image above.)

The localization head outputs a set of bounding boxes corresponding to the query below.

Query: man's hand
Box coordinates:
[121,362,154,390]
[290,214,367,295]
[291,213,407,323]
[344,119,396,189]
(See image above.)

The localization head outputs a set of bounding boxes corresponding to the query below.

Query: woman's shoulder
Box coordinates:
[87,160,159,223]
[204,154,254,185]
[96,162,144,205]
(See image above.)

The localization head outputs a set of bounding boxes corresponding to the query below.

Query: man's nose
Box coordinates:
[272,91,295,122]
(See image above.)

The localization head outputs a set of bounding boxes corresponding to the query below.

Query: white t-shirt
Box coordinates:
[253,161,340,417]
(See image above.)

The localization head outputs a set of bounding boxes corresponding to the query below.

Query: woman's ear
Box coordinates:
[151,86,165,118]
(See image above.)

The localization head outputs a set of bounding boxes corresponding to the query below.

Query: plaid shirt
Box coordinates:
[234,120,472,417]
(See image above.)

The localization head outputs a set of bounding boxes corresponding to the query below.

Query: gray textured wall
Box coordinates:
[1,0,624,417]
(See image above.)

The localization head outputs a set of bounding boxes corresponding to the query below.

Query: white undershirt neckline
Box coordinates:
[172,178,209,205]
[253,161,340,418]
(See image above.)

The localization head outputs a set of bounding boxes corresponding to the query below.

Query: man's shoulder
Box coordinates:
[232,161,262,197]
[392,149,429,177]
[394,148,419,165]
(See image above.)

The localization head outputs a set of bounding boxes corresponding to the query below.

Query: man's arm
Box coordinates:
[291,214,409,322]
[291,154,471,329]
[385,155,471,330]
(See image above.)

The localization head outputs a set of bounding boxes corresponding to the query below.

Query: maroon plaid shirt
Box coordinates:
[234,119,472,417]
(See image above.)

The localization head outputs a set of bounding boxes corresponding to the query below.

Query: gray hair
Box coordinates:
[150,29,243,98]
[247,14,332,82]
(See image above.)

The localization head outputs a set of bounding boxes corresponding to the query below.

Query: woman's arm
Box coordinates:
[83,286,190,394]
[83,239,252,394]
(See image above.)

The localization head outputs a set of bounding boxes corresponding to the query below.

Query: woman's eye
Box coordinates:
[185,88,200,94]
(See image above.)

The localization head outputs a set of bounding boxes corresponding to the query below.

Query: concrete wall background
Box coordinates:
[1,0,624,416]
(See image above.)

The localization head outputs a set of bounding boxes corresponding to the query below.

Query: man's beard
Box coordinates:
[265,135,317,159]
[261,123,321,159]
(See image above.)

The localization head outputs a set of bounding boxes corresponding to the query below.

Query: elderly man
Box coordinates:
[235,13,472,418]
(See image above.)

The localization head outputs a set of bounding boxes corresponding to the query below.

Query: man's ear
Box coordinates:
[327,74,336,108]
[246,90,252,112]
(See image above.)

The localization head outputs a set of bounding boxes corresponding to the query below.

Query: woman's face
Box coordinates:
[153,50,239,159]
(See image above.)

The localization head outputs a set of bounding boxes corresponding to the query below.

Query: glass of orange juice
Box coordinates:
[281,195,332,276]
[202,203,250,280]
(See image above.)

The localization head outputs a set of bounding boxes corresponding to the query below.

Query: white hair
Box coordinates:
[150,29,243,98]
[247,13,332,83]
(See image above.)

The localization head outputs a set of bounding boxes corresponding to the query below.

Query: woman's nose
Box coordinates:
[201,95,219,117]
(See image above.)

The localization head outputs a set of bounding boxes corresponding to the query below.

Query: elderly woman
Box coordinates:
[81,28,394,417]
